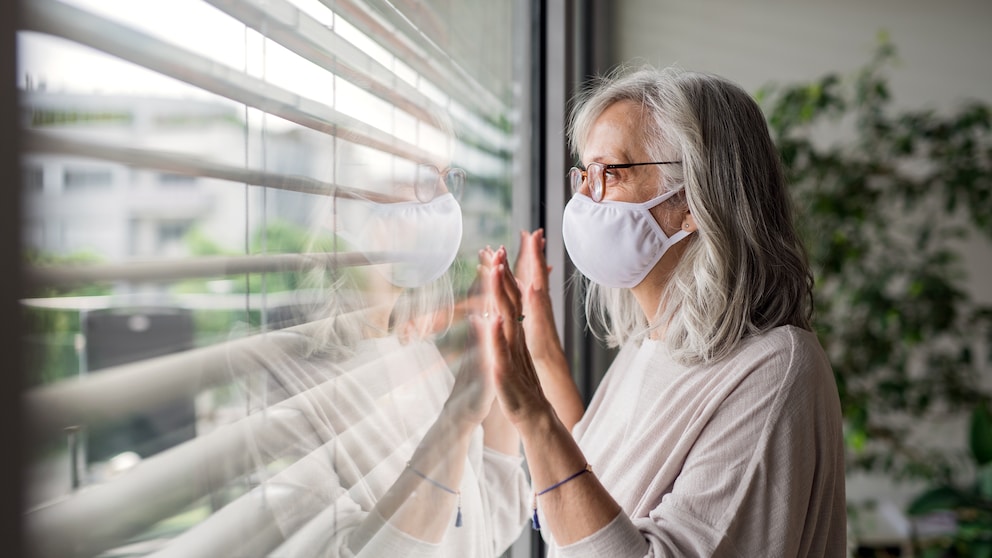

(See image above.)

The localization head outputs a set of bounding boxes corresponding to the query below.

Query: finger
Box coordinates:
[501,269,523,327]
[488,262,521,341]
[481,312,515,397]
[478,246,497,270]
[514,230,528,268]
[497,248,523,308]
[496,247,523,317]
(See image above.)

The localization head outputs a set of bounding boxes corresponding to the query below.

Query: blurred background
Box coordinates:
[2,1,990,557]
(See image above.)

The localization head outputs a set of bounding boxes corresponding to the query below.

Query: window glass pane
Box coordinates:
[20,0,533,556]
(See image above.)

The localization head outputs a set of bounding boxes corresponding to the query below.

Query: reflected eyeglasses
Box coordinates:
[568,161,682,202]
[416,164,466,203]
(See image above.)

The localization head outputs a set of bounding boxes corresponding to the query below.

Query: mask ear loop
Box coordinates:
[663,229,693,250]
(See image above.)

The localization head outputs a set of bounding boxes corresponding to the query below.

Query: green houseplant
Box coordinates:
[756,35,992,483]
[906,403,992,557]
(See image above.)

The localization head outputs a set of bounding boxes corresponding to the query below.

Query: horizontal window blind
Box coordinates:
[20,0,533,556]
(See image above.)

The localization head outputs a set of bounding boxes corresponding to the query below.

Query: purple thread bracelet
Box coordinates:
[406,462,463,527]
[531,463,593,530]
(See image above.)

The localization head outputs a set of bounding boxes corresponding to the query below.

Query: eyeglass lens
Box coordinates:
[415,165,465,203]
[569,163,605,202]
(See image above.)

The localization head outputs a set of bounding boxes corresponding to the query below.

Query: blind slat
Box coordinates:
[23,0,435,163]
[207,0,439,127]
[325,0,506,120]
[207,0,507,157]
[25,251,389,289]
[26,406,311,558]
[26,333,459,558]
[25,319,321,440]
[23,130,408,202]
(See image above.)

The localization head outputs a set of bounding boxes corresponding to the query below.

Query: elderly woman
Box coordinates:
[478,66,847,557]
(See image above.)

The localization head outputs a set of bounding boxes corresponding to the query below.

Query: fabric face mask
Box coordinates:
[561,190,693,288]
[338,193,463,288]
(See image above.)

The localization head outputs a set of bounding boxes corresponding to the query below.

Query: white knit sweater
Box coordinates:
[547,325,847,558]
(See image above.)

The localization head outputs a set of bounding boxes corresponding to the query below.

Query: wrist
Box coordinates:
[532,346,568,373]
[514,398,559,440]
[442,399,489,432]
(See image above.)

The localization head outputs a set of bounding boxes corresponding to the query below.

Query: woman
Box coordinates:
[478,65,847,556]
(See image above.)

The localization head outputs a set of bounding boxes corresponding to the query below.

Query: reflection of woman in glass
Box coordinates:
[268,161,529,557]
[162,154,529,557]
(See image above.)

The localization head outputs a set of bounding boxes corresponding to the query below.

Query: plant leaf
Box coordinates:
[908,486,969,516]
[973,404,992,466]
[979,464,992,500]
[975,540,992,558]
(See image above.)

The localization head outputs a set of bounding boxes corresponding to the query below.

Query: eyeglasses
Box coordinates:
[416,164,466,203]
[568,161,682,202]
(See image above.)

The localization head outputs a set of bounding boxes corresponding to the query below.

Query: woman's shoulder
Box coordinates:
[736,325,828,368]
[728,325,836,403]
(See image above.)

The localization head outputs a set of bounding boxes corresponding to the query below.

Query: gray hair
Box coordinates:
[568,64,813,365]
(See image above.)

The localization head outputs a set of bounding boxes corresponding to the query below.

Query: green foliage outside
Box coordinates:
[176,220,340,338]
[24,249,112,387]
[24,221,335,386]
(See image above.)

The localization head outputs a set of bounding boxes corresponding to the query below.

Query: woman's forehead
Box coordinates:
[581,101,650,161]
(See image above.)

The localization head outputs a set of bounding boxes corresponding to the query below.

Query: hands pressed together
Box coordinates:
[461,228,578,433]
[448,227,583,440]
[474,240,549,427]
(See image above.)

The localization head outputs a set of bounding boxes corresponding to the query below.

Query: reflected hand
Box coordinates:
[513,229,563,364]
[445,249,500,426]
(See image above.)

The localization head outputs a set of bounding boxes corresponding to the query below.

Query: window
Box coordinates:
[19,0,541,556]
[62,166,112,190]
[158,173,197,187]
[23,164,44,192]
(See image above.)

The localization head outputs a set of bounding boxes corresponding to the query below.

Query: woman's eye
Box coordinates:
[603,169,621,182]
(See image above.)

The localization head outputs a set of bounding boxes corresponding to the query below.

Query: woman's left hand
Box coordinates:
[478,246,550,427]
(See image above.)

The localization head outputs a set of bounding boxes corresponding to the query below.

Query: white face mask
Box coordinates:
[337,193,463,288]
[562,190,693,288]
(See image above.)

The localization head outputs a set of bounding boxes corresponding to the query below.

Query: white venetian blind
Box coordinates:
[19,0,533,556]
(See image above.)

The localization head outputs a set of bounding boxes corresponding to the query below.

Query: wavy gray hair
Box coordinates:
[568,65,813,365]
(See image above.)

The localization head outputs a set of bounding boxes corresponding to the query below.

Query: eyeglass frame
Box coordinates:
[415,164,466,203]
[569,161,682,202]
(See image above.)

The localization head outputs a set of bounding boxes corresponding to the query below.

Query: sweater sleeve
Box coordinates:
[557,330,846,558]
[480,447,531,554]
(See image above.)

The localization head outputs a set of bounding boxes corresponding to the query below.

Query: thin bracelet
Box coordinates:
[531,463,593,530]
[406,462,463,527]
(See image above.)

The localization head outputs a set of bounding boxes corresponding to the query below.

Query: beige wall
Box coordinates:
[614,0,992,111]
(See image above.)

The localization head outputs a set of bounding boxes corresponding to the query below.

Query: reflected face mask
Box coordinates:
[561,190,693,288]
[340,193,463,288]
